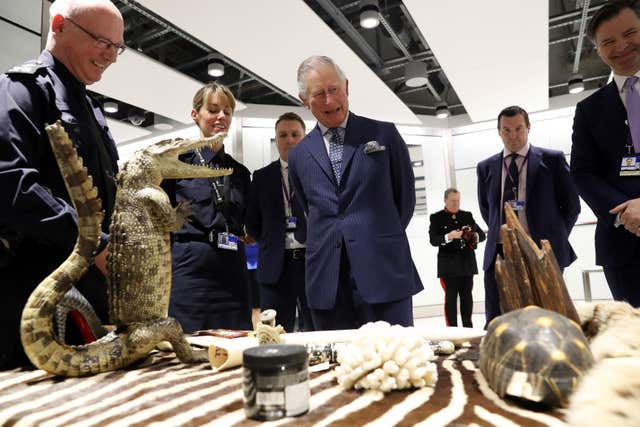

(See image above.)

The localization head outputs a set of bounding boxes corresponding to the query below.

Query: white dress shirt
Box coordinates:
[317,113,350,157]
[613,71,640,108]
[500,142,531,235]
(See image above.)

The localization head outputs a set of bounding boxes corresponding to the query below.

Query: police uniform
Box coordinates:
[428,209,485,327]
[162,146,252,332]
[0,50,119,369]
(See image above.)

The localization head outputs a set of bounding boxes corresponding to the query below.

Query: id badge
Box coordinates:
[286,216,298,230]
[217,232,238,251]
[507,200,525,211]
[620,155,640,176]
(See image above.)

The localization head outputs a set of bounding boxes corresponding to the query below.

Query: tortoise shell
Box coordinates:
[479,306,594,408]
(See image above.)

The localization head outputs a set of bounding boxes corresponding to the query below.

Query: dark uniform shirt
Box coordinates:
[163,146,250,239]
[0,50,119,368]
[162,145,252,331]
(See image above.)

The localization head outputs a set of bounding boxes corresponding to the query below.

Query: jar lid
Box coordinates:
[243,344,308,368]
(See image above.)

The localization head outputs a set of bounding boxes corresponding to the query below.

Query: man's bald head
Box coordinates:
[46,0,124,85]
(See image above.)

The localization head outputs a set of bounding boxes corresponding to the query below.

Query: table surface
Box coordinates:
[0,342,567,427]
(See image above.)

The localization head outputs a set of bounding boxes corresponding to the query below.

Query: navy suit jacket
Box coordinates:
[477,145,580,271]
[571,81,640,267]
[288,112,423,309]
[245,160,306,284]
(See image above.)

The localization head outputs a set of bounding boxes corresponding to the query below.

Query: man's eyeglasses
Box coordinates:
[65,17,126,55]
[310,86,341,100]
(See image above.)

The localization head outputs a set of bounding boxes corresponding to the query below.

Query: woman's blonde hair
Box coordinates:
[192,82,236,113]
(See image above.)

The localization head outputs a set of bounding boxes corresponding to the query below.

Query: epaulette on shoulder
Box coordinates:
[5,60,47,76]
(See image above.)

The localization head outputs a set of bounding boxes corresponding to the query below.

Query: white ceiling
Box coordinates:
[92,49,246,125]
[404,0,549,122]
[89,1,555,141]
[137,0,421,126]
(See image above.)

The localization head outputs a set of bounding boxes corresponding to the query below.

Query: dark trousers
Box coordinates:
[310,246,413,330]
[603,264,640,307]
[440,276,474,327]
[170,241,252,333]
[483,246,502,328]
[260,249,314,332]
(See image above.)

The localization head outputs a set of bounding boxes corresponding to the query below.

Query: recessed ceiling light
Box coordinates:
[153,122,173,131]
[405,61,429,88]
[568,73,584,94]
[360,0,380,29]
[208,59,224,77]
[436,104,451,119]
[104,101,118,113]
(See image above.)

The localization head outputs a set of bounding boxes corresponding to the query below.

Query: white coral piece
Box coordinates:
[335,321,438,392]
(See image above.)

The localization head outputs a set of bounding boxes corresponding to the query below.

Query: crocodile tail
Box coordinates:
[20,121,120,376]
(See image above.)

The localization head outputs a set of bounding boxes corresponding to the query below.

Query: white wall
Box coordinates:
[449,107,610,310]
[0,0,42,72]
[235,107,612,315]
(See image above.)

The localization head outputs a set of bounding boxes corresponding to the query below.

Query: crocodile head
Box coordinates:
[119,133,233,186]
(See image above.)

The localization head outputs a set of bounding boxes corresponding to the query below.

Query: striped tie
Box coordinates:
[328,128,344,183]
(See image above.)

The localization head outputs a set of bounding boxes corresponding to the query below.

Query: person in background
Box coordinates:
[477,105,580,326]
[571,0,640,306]
[288,56,422,330]
[162,82,252,332]
[246,112,314,332]
[429,188,485,328]
[0,0,123,369]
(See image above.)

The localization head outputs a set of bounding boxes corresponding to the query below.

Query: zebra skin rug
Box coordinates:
[0,342,567,426]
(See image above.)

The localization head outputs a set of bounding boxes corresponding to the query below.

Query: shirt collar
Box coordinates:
[318,112,350,136]
[613,70,640,93]
[502,142,530,158]
[41,50,85,95]
[279,158,288,171]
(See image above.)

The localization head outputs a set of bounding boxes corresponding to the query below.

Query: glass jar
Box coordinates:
[243,344,309,421]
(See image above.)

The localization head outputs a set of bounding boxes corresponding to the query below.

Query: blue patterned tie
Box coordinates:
[328,128,344,183]
[625,76,640,153]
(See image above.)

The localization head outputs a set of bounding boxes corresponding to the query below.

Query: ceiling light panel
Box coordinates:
[404,0,548,122]
[138,0,420,125]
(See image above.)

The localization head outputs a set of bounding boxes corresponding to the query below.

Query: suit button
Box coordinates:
[335,241,341,248]
[339,213,345,219]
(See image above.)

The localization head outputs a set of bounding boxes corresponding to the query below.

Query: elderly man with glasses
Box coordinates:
[0,0,124,369]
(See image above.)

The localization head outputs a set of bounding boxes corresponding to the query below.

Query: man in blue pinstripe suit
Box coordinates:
[288,56,423,330]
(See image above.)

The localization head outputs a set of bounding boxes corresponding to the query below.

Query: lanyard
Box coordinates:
[195,148,225,205]
[502,151,529,194]
[281,170,293,216]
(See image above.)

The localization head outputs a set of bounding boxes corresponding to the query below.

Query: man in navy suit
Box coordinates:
[245,112,314,332]
[571,0,640,306]
[477,106,580,325]
[288,55,422,330]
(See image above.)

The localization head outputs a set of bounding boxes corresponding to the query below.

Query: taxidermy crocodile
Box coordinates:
[21,121,232,376]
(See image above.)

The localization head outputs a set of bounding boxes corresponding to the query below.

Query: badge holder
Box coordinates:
[285,216,298,230]
[507,200,525,211]
[217,226,238,251]
[620,144,640,176]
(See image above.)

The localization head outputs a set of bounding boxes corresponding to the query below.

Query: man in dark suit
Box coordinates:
[571,0,640,306]
[477,106,580,325]
[288,55,422,330]
[429,188,485,328]
[0,0,123,369]
[246,112,314,332]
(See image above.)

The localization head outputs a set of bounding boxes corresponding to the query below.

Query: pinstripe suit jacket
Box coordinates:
[288,112,423,309]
